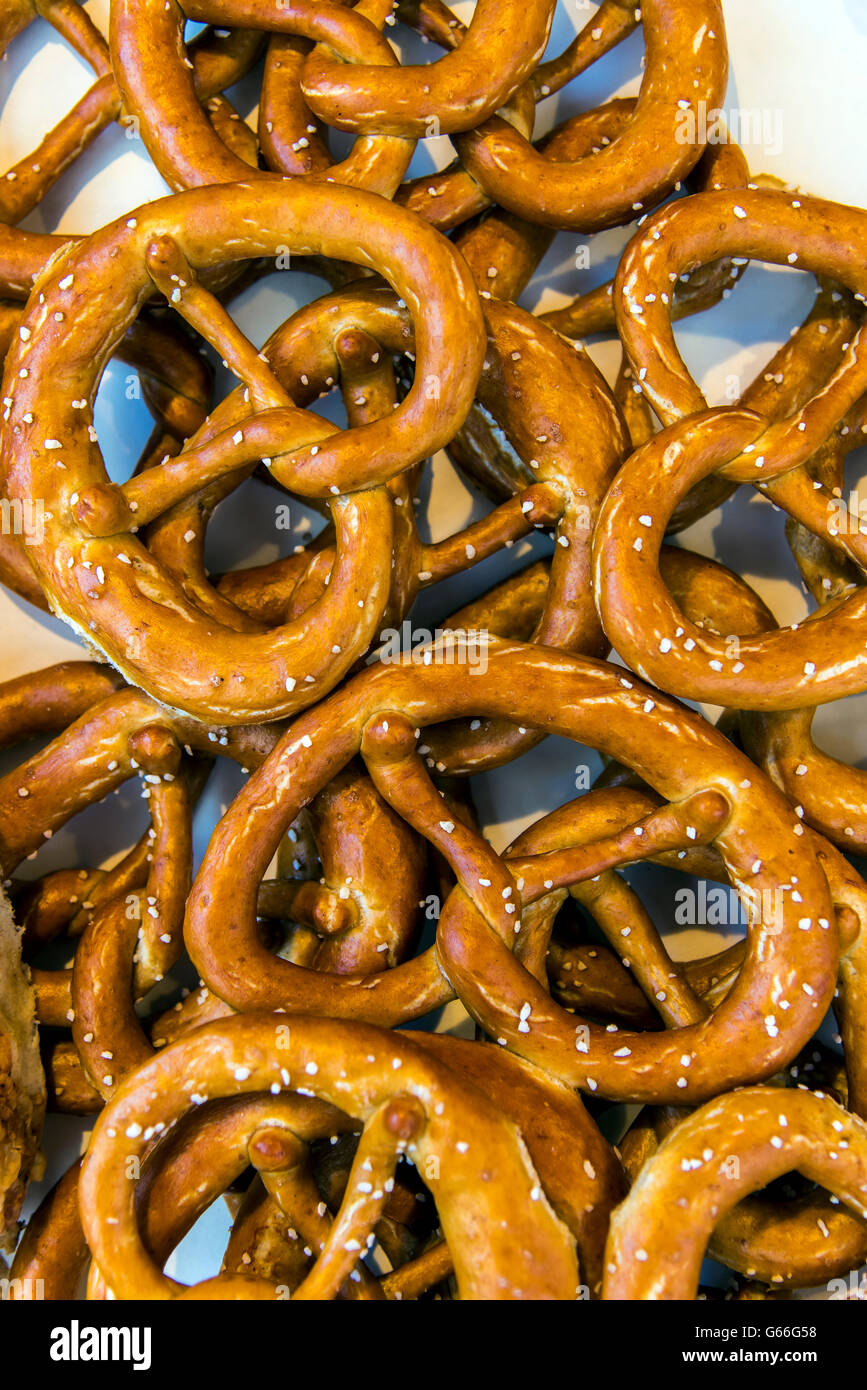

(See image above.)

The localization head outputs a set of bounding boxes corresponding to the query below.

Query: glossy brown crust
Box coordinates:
[0,182,485,723]
[406,1032,625,1298]
[0,663,432,1056]
[80,1013,580,1300]
[113,0,417,196]
[184,642,837,1105]
[453,0,728,230]
[594,189,867,708]
[603,1088,867,1299]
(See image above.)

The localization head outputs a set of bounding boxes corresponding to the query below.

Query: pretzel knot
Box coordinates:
[0,181,485,722]
[79,1014,581,1300]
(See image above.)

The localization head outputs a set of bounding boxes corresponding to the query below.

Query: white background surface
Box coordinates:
[2,0,866,1293]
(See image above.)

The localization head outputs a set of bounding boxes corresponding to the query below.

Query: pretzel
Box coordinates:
[182,638,841,1112]
[452,0,728,231]
[574,822,867,1287]
[595,189,867,708]
[608,217,867,532]
[0,180,486,722]
[603,1087,867,1299]
[60,762,430,1111]
[739,393,867,850]
[79,1013,581,1299]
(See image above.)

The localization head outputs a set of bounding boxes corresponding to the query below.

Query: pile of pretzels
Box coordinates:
[0,0,866,1302]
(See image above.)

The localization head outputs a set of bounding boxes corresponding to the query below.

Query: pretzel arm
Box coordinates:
[0,75,119,227]
[7,1158,86,1297]
[288,1097,424,1300]
[37,0,111,73]
[540,126,750,345]
[0,686,280,875]
[301,0,554,137]
[420,484,563,583]
[259,34,331,176]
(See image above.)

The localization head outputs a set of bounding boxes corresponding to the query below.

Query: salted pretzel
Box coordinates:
[111,0,424,198]
[77,1013,581,1299]
[183,640,841,1109]
[390,0,725,233]
[0,1,263,298]
[214,1034,622,1300]
[567,812,867,1288]
[0,180,485,722]
[608,225,867,532]
[620,1067,867,1291]
[604,1087,867,1299]
[450,0,727,231]
[595,188,867,709]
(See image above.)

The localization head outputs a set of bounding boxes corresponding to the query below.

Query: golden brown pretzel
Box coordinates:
[575,817,867,1289]
[79,1013,580,1299]
[594,189,867,709]
[0,181,485,722]
[184,640,838,1108]
[603,1087,867,1299]
[452,0,728,230]
[22,1032,620,1299]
